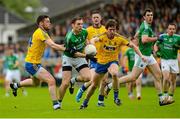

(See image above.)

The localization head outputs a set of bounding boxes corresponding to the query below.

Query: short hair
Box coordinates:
[168,23,177,29]
[143,8,153,16]
[71,16,83,24]
[36,15,49,25]
[105,19,118,29]
[91,10,101,16]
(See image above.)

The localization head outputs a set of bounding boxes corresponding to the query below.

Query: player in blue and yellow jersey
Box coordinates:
[10,15,69,110]
[80,19,146,109]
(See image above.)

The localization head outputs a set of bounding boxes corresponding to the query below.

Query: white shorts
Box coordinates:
[62,55,88,72]
[134,54,157,69]
[161,59,179,73]
[5,69,21,82]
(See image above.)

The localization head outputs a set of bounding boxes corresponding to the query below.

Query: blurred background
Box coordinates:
[0,0,179,87]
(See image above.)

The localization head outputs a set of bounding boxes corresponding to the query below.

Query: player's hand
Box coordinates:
[158,35,164,42]
[65,47,77,55]
[86,54,97,62]
[141,55,147,62]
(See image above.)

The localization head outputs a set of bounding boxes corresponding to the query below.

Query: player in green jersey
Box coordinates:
[58,16,95,108]
[117,8,168,106]
[0,48,27,97]
[154,23,180,105]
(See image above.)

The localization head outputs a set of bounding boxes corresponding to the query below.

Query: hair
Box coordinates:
[168,23,177,29]
[71,16,83,24]
[36,15,49,25]
[91,10,101,16]
[143,8,153,16]
[105,19,118,29]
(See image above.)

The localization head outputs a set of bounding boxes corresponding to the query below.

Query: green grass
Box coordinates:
[0,86,180,118]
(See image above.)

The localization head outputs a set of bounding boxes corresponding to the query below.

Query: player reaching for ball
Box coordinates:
[80,19,146,109]
[58,16,97,109]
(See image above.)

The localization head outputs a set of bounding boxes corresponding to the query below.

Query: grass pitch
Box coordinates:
[0,86,179,118]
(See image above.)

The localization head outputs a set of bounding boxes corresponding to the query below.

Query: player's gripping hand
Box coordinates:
[158,35,164,42]
[86,54,97,62]
[65,47,77,55]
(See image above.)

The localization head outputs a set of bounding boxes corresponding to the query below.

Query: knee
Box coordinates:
[111,72,118,79]
[61,79,70,88]
[82,75,91,82]
[48,78,56,86]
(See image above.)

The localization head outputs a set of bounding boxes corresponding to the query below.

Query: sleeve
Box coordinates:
[120,37,129,46]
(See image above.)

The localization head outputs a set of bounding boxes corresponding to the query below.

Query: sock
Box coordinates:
[53,100,59,105]
[158,93,163,100]
[98,95,104,102]
[71,77,77,84]
[83,99,89,106]
[58,100,62,103]
[81,84,87,92]
[114,90,119,100]
[107,83,112,89]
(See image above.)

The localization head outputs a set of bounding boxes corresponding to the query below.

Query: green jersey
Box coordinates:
[156,34,180,59]
[64,28,88,57]
[124,48,135,71]
[5,55,18,70]
[138,21,155,56]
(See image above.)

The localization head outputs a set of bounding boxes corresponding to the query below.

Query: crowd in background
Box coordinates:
[52,0,179,43]
[0,0,180,86]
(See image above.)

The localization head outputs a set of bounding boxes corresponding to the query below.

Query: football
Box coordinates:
[84,44,97,55]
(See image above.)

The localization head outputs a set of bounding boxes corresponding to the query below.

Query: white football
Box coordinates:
[84,44,97,55]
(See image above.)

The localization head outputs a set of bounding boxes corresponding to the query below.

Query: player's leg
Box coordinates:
[58,69,72,102]
[80,72,104,109]
[161,59,171,101]
[167,60,179,104]
[126,82,134,99]
[147,63,165,106]
[98,73,108,103]
[5,70,11,97]
[118,66,143,84]
[14,69,28,96]
[136,74,142,100]
[108,62,122,106]
[76,66,91,102]
[75,60,96,96]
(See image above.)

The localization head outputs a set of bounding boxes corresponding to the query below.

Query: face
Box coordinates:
[143,12,153,24]
[72,19,83,33]
[92,13,102,26]
[107,26,116,38]
[40,18,51,30]
[167,25,176,36]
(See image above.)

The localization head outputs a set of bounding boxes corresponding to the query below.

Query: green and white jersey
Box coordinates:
[138,21,155,56]
[64,28,88,57]
[156,34,180,59]
[124,48,135,71]
[5,55,18,70]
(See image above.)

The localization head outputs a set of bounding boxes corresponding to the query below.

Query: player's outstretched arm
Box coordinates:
[142,35,158,43]
[45,39,65,51]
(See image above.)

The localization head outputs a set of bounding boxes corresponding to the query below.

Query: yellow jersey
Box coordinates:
[25,28,50,64]
[97,34,129,64]
[86,25,106,54]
